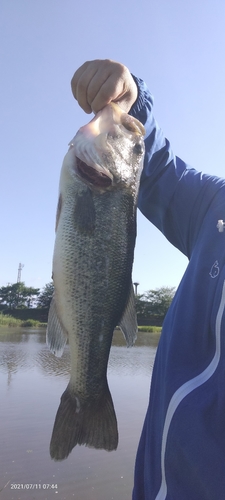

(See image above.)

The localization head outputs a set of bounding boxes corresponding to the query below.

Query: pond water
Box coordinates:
[0,328,159,500]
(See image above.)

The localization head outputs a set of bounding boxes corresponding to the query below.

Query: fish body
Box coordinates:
[47,103,145,460]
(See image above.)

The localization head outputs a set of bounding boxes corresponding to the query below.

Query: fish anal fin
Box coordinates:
[50,383,118,461]
[46,295,68,357]
[118,283,138,347]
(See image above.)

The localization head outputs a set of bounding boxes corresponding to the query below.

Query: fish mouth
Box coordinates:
[71,102,145,190]
[76,157,112,188]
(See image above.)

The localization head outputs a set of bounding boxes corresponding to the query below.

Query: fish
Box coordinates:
[46,102,145,461]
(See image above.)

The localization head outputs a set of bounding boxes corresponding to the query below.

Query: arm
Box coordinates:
[129,77,224,258]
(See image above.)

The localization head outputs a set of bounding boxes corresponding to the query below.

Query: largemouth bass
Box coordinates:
[47,103,145,461]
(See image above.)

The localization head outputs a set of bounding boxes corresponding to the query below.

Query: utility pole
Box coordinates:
[133,282,139,295]
[17,263,24,283]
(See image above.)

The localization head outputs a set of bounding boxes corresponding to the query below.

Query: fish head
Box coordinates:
[63,103,145,194]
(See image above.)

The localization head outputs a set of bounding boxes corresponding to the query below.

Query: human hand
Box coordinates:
[71,59,138,114]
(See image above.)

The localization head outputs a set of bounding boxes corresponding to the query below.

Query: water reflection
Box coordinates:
[0,327,158,500]
[35,347,70,377]
[0,328,159,380]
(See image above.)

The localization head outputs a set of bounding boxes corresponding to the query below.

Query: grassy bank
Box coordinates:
[138,325,162,333]
[0,313,161,333]
[0,313,46,328]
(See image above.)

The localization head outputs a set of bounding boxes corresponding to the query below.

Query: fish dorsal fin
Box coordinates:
[46,295,68,357]
[118,283,138,347]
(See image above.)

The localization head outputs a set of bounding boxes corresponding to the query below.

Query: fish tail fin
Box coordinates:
[50,383,118,461]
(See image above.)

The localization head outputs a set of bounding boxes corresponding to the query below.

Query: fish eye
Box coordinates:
[133,142,144,155]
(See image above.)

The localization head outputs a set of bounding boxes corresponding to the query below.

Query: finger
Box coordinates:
[86,61,134,113]
[71,60,136,114]
[90,63,138,113]
[84,68,121,111]
[71,60,118,98]
[89,73,126,113]
[71,61,91,100]
[71,60,125,112]
[71,61,99,113]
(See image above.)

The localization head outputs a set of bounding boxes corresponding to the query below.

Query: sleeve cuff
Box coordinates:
[129,75,154,120]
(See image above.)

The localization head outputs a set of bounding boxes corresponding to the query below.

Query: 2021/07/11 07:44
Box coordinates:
[10,483,58,489]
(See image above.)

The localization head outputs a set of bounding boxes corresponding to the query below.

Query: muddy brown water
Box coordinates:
[0,328,159,500]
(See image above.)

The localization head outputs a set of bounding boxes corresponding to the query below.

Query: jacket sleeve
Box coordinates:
[129,76,224,259]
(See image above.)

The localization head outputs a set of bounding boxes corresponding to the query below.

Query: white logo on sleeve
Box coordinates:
[209,261,220,278]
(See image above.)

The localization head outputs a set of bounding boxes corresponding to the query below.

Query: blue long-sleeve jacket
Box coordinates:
[130,78,225,500]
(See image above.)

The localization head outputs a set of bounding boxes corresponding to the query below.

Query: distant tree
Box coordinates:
[143,287,176,316]
[24,286,41,308]
[135,293,151,317]
[37,281,54,309]
[0,282,40,309]
[135,286,176,320]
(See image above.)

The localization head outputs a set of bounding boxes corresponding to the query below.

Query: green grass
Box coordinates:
[0,313,46,328]
[0,313,160,333]
[138,325,162,333]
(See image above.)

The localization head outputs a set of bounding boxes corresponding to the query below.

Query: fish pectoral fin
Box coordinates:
[50,383,118,460]
[46,296,68,357]
[118,283,138,347]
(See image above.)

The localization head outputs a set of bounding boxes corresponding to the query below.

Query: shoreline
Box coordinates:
[0,316,161,333]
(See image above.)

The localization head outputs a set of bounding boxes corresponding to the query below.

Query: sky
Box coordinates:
[1,0,225,294]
